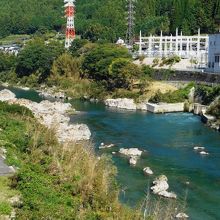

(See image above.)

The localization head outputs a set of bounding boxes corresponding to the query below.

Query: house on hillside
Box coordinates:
[0,44,21,55]
[207,34,220,73]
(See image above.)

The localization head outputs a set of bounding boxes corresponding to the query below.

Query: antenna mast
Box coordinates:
[64,0,76,49]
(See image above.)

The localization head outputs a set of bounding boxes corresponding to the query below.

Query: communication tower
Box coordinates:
[64,0,76,48]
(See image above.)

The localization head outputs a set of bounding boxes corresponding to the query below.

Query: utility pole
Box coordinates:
[64,0,76,49]
[126,0,136,47]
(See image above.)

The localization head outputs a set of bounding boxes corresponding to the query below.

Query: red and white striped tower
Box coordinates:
[64,0,76,48]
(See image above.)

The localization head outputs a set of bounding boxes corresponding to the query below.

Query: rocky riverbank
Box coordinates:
[0,89,91,143]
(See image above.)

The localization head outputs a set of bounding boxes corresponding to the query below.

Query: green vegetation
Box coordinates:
[0,38,150,100]
[149,83,195,103]
[16,38,64,81]
[1,0,220,40]
[0,0,63,38]
[207,99,220,119]
[0,177,18,216]
[0,101,143,219]
[0,100,187,219]
[195,84,220,105]
[0,34,30,45]
[0,52,16,72]
[161,56,181,67]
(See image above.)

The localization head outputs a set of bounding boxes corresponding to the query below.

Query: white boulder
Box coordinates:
[0,89,16,101]
[158,190,177,199]
[143,167,153,175]
[151,175,169,194]
[194,146,205,151]
[200,151,209,155]
[99,143,115,149]
[119,148,142,157]
[129,156,138,166]
[151,175,177,199]
[175,212,189,219]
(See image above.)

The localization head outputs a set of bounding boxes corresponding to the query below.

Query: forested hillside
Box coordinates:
[0,0,220,41]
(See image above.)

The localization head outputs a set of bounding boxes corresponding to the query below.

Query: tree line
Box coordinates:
[0,0,220,40]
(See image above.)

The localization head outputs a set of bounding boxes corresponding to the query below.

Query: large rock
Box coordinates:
[158,190,177,199]
[129,156,138,166]
[119,148,142,157]
[99,143,115,149]
[0,89,16,101]
[151,175,169,194]
[175,213,189,219]
[105,98,137,110]
[143,167,153,175]
[151,175,177,199]
[39,88,66,100]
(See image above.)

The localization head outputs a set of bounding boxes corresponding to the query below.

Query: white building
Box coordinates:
[207,34,220,73]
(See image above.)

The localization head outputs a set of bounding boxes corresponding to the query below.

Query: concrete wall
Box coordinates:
[151,70,220,84]
[146,102,184,113]
[193,103,208,115]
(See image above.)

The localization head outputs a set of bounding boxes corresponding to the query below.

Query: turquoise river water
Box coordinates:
[3,86,220,220]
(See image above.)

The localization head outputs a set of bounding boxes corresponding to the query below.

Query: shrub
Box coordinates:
[207,99,220,118]
[152,58,159,67]
[149,83,195,103]
[161,56,181,66]
[82,44,131,83]
[0,52,16,72]
[195,85,220,105]
[0,202,12,215]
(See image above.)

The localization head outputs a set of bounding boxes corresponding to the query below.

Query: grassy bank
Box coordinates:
[0,101,142,219]
[0,101,186,219]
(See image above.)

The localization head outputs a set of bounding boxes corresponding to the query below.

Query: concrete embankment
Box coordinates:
[104,98,184,113]
[151,70,220,84]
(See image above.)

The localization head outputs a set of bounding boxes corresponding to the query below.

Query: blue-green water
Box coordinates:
[3,87,220,220]
[69,100,220,220]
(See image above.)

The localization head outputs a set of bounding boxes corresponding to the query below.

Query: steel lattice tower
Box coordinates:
[64,0,76,49]
[126,0,135,47]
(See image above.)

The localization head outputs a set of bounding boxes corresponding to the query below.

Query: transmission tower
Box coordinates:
[64,0,76,49]
[126,0,136,47]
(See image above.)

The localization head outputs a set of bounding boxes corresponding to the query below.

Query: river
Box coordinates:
[2,86,220,220]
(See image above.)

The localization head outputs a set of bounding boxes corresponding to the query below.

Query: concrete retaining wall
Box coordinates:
[146,102,184,113]
[193,103,208,115]
[151,70,220,84]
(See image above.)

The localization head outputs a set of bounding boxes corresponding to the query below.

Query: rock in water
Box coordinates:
[0,89,16,101]
[194,146,205,151]
[99,143,115,149]
[175,212,189,219]
[158,190,177,199]
[129,156,137,166]
[119,148,142,156]
[143,167,153,175]
[151,175,177,199]
[151,175,169,194]
[200,151,209,155]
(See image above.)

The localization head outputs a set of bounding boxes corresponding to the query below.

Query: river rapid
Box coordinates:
[3,86,220,220]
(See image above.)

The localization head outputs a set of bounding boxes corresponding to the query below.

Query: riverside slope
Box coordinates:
[0,89,91,143]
